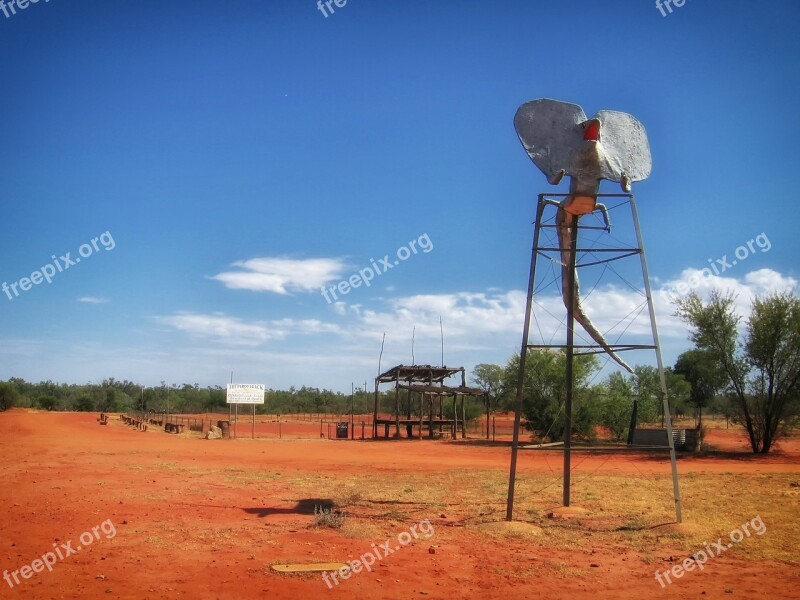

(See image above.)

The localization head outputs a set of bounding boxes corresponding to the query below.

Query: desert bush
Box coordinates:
[37,396,58,411]
[312,505,346,528]
[0,382,18,411]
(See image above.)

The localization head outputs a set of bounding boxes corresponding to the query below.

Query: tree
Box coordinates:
[0,382,19,411]
[74,395,95,412]
[596,366,690,441]
[674,349,727,426]
[503,350,600,442]
[676,290,800,453]
[628,365,662,425]
[37,396,58,411]
[665,369,692,420]
[98,388,116,412]
[471,363,506,411]
[709,394,736,426]
[598,372,634,440]
[627,365,691,424]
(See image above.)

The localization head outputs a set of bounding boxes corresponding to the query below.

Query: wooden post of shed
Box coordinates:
[372,380,379,439]
[428,394,434,438]
[438,395,444,436]
[419,392,424,440]
[460,395,466,439]
[485,393,490,440]
[394,373,401,438]
[406,386,413,438]
[452,394,457,439]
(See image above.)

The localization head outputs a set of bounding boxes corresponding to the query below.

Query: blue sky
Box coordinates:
[1,0,798,392]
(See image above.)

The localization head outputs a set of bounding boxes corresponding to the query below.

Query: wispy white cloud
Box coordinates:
[210,257,346,294]
[77,296,109,304]
[152,312,344,346]
[152,313,273,345]
[348,291,527,341]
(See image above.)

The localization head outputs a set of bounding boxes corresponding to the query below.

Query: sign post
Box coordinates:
[226,384,265,440]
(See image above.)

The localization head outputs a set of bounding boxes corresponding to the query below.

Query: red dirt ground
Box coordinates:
[2,410,798,599]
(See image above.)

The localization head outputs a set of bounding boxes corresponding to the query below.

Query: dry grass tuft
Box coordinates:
[312,505,346,529]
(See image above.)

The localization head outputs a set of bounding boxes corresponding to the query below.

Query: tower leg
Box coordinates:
[563,214,579,507]
[507,196,545,521]
[631,197,683,523]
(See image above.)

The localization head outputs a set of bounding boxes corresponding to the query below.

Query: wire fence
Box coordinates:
[122,410,517,440]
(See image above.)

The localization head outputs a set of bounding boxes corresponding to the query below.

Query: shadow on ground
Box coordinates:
[243,498,335,517]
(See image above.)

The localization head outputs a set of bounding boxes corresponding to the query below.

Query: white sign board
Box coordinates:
[226,383,265,404]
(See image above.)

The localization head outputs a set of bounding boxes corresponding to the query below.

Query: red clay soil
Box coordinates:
[1,410,798,599]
